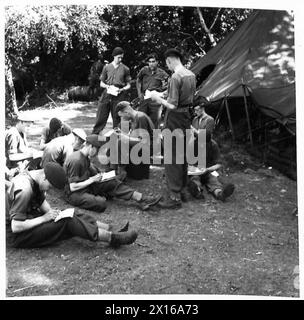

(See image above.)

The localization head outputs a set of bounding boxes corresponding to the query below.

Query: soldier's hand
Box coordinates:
[91,173,103,183]
[44,209,60,222]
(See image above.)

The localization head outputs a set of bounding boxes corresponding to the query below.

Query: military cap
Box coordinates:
[44,162,67,189]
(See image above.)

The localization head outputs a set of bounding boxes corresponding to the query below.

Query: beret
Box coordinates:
[44,162,67,189]
[112,47,124,57]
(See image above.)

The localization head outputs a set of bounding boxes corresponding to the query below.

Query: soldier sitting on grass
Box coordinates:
[188,131,235,201]
[40,128,87,168]
[6,162,137,249]
[114,101,155,179]
[5,113,36,176]
[63,134,162,213]
[39,117,72,150]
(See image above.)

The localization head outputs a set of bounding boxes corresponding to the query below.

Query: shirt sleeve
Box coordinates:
[100,65,108,83]
[9,189,31,221]
[137,68,144,81]
[63,145,74,164]
[124,66,132,83]
[167,75,181,108]
[66,158,89,183]
[205,118,215,133]
[41,127,49,143]
[161,69,169,81]
[132,116,154,143]
[6,130,19,155]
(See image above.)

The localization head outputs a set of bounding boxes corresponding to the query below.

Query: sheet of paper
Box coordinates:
[107,85,119,96]
[101,170,116,181]
[144,90,152,99]
[54,208,75,222]
[188,165,206,176]
[211,171,219,177]
[103,129,115,138]
[144,90,162,100]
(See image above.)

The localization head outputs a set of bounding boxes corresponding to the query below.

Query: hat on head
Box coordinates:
[112,47,124,57]
[49,118,62,133]
[86,134,103,148]
[72,128,87,141]
[16,113,34,123]
[116,101,131,113]
[44,162,67,189]
[164,48,183,60]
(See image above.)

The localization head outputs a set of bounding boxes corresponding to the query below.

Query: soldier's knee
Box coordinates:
[93,196,107,212]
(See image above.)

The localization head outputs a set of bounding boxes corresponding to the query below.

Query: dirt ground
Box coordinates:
[6,101,299,297]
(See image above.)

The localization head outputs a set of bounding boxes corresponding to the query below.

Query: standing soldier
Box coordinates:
[136,53,169,129]
[150,49,196,209]
[92,47,131,134]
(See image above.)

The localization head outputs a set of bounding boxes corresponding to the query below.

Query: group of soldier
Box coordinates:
[5,46,234,250]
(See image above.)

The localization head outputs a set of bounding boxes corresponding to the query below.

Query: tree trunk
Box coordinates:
[5,55,19,117]
[196,7,217,47]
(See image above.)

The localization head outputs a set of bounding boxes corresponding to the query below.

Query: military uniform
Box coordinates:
[41,134,74,168]
[41,123,72,145]
[119,111,155,179]
[192,113,215,158]
[92,63,131,133]
[137,66,168,128]
[5,126,32,169]
[6,172,99,248]
[189,139,223,197]
[192,113,215,135]
[64,150,136,212]
[165,65,196,200]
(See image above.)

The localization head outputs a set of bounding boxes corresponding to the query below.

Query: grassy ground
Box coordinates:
[6,102,299,297]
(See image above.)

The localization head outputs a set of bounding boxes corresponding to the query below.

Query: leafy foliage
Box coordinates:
[5,5,108,92]
[5,4,252,106]
[100,5,252,75]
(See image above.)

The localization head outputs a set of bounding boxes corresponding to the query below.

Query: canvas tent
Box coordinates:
[191,9,295,135]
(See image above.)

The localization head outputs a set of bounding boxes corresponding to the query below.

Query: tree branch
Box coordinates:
[177,31,206,53]
[210,8,221,31]
[196,7,217,47]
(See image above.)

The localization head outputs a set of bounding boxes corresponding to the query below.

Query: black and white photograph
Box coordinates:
[2,0,303,300]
